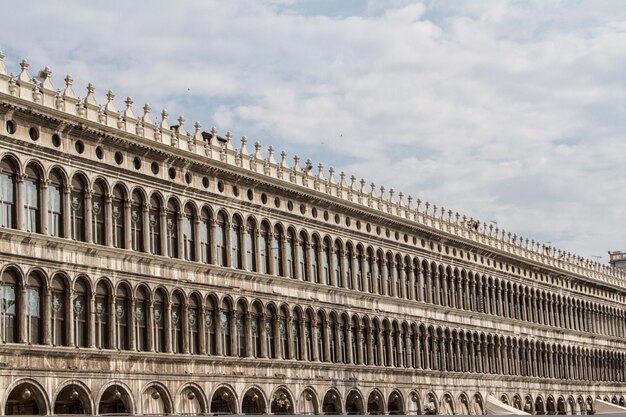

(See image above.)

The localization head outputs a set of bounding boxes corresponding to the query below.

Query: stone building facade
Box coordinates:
[0,52,625,415]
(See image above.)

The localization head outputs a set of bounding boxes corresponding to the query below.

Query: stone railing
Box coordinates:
[1,53,624,289]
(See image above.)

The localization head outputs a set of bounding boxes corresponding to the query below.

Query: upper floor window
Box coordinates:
[0,158,16,228]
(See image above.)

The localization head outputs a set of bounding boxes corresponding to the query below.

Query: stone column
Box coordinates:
[244,312,252,357]
[268,232,275,276]
[329,247,337,287]
[367,329,374,366]
[15,174,25,231]
[225,220,233,268]
[350,253,357,290]
[182,303,190,354]
[83,191,93,243]
[286,315,294,359]
[177,212,185,259]
[42,287,52,345]
[146,300,154,352]
[254,231,262,273]
[63,184,72,239]
[128,297,136,351]
[214,311,223,356]
[198,307,206,355]
[164,303,172,353]
[40,180,49,236]
[88,293,97,348]
[229,312,237,355]
[210,220,218,265]
[311,319,319,362]
[108,296,116,349]
[281,236,288,278]
[323,323,331,362]
[142,206,151,253]
[260,314,268,358]
[441,272,448,307]
[355,324,363,365]
[124,199,132,249]
[105,195,113,246]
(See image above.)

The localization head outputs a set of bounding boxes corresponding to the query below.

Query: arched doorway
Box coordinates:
[345,390,364,415]
[5,381,48,415]
[54,383,91,414]
[299,388,318,415]
[535,396,545,415]
[98,385,131,415]
[546,396,556,415]
[322,390,342,415]
[270,388,293,415]
[211,387,237,415]
[388,391,404,415]
[178,386,205,415]
[142,385,171,415]
[367,391,384,415]
[242,388,266,414]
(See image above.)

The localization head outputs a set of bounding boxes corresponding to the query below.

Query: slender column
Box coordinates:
[323,323,331,362]
[225,220,233,267]
[175,212,184,259]
[286,316,294,359]
[260,314,268,358]
[142,206,151,253]
[182,303,189,354]
[210,220,218,265]
[281,236,288,278]
[367,329,374,365]
[355,324,363,365]
[42,287,52,345]
[63,184,72,239]
[159,208,169,256]
[214,311,223,356]
[123,199,132,249]
[108,296,116,349]
[311,319,319,361]
[105,195,113,246]
[329,247,337,287]
[244,312,252,357]
[371,259,379,294]
[229,312,237,355]
[146,300,154,352]
[88,293,97,348]
[128,297,136,351]
[254,230,262,272]
[273,316,281,358]
[292,239,301,280]
[403,332,410,367]
[41,180,49,236]
[432,271,440,305]
[81,191,92,243]
[441,273,448,307]
[164,303,172,353]
[198,307,206,355]
[350,253,357,290]
[15,174,25,231]
[268,232,275,275]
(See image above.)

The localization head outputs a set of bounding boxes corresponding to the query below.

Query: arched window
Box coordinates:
[189,295,200,354]
[245,219,256,272]
[73,278,88,348]
[251,304,261,358]
[24,165,41,233]
[199,208,211,264]
[135,287,148,352]
[47,170,63,237]
[166,200,179,258]
[361,319,368,365]
[350,317,358,364]
[338,317,347,363]
[205,298,216,355]
[0,269,18,342]
[149,196,162,255]
[92,180,105,245]
[50,275,67,346]
[183,205,195,261]
[381,323,389,366]
[171,292,183,353]
[259,223,270,274]
[231,216,242,269]
[273,226,283,276]
[27,273,43,344]
[373,321,380,365]
[286,230,295,278]
[70,176,85,241]
[215,212,227,267]
[131,191,144,252]
[322,239,331,285]
[153,289,166,353]
[298,233,308,281]
[0,158,16,228]
[333,241,343,287]
[266,307,276,358]
[112,186,126,249]
[115,286,130,350]
[311,236,320,283]
[95,282,109,349]
[236,302,246,357]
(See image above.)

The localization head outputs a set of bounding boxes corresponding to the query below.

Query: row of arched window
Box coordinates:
[2,267,625,383]
[1,154,624,339]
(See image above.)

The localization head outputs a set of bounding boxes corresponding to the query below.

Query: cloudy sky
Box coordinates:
[2,0,626,262]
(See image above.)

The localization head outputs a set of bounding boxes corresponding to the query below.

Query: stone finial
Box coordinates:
[407,195,414,209]
[340,171,347,187]
[389,188,395,203]
[380,185,386,201]
[293,155,301,171]
[18,59,30,82]
[32,83,42,103]
[280,151,289,168]
[328,167,336,184]
[254,142,263,159]
[105,90,117,112]
[0,51,6,75]
[63,74,77,99]
[317,163,325,180]
[84,83,98,106]
[177,116,188,136]
[359,178,366,193]
[240,136,249,156]
[124,97,136,119]
[350,175,356,190]
[370,182,377,197]
[160,109,169,130]
[224,130,235,150]
[142,104,154,125]
[38,66,54,90]
[398,192,404,205]
[194,122,203,143]
[417,198,422,212]
[268,145,276,164]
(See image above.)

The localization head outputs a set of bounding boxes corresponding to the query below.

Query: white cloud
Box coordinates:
[1,0,626,261]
